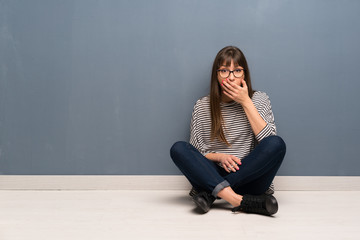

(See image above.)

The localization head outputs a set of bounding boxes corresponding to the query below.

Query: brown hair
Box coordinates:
[210,46,254,145]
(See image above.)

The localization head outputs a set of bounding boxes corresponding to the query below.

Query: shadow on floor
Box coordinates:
[165,192,233,214]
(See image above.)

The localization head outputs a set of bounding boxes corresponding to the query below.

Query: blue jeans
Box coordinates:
[170,136,286,197]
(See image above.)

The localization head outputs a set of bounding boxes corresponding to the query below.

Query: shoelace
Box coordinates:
[232,195,267,214]
[189,188,198,198]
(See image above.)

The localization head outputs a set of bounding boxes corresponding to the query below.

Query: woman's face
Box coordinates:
[217,60,245,87]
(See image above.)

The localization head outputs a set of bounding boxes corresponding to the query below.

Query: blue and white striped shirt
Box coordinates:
[190,91,277,159]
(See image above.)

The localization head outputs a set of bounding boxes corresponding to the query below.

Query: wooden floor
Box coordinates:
[0,190,359,240]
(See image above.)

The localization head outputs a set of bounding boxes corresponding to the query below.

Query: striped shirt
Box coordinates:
[189,91,277,159]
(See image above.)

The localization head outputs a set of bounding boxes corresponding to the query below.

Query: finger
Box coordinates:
[223,78,235,87]
[223,90,235,100]
[232,161,239,170]
[225,161,237,172]
[241,79,247,88]
[222,81,236,95]
[224,79,239,91]
[227,80,240,89]
[221,79,232,91]
[223,163,231,173]
[232,156,241,166]
[222,82,233,95]
[228,157,239,169]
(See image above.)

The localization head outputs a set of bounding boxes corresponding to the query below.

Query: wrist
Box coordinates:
[205,152,221,162]
[241,97,253,108]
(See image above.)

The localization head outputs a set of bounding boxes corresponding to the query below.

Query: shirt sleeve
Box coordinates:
[254,92,277,142]
[189,101,214,156]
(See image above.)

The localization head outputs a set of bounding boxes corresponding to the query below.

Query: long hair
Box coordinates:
[210,46,254,145]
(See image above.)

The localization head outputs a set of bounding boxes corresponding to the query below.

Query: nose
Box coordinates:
[228,71,236,81]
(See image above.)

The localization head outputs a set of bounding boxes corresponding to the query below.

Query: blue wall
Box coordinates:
[1,0,359,175]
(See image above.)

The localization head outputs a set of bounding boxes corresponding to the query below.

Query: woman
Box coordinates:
[170,46,286,216]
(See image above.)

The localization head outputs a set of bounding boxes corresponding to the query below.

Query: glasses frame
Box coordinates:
[217,68,244,78]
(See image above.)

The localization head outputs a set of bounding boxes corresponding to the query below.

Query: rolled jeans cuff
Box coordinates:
[212,180,230,197]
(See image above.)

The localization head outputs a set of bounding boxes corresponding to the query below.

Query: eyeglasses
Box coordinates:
[217,69,244,78]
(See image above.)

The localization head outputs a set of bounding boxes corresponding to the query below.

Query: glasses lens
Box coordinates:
[219,70,229,78]
[234,69,243,78]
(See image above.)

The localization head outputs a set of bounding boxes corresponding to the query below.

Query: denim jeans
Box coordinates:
[170,135,286,197]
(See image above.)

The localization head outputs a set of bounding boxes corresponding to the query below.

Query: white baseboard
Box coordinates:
[0,175,359,191]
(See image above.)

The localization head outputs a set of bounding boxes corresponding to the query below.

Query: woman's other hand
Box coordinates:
[206,153,241,173]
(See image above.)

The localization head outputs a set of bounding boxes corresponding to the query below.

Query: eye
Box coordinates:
[234,69,243,73]
[220,69,229,73]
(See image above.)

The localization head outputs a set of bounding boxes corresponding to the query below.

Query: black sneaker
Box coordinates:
[232,194,278,216]
[193,191,216,213]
